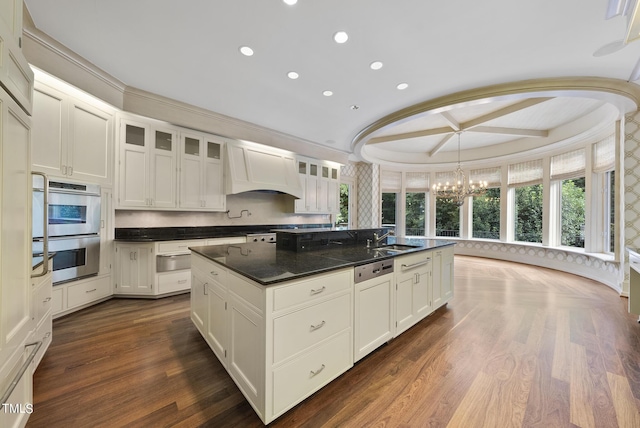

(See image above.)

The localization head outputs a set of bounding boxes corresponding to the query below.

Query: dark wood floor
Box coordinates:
[27,256,640,427]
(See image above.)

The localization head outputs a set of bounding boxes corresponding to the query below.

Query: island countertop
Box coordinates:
[189,237,455,286]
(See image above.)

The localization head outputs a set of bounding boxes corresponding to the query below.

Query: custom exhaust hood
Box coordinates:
[225,139,303,199]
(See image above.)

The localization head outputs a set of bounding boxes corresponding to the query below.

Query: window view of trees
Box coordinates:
[406,192,426,236]
[436,198,459,237]
[472,188,500,239]
[382,192,397,230]
[560,177,585,248]
[514,184,543,243]
[336,183,349,228]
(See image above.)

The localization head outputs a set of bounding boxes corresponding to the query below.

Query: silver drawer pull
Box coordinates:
[310,286,325,295]
[44,332,51,339]
[86,288,97,293]
[310,320,326,331]
[210,271,219,276]
[43,297,52,303]
[401,259,431,270]
[310,364,325,377]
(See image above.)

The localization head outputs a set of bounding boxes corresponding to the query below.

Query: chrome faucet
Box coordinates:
[373,230,394,244]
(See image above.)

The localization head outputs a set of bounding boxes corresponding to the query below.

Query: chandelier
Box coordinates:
[431,132,487,206]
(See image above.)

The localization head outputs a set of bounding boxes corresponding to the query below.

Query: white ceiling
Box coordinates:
[23,0,640,166]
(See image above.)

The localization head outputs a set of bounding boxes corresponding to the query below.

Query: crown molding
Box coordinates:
[123,86,350,164]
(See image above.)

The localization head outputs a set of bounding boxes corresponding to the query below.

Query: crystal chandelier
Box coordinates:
[432,132,487,206]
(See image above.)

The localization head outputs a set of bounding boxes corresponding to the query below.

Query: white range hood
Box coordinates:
[225,139,303,199]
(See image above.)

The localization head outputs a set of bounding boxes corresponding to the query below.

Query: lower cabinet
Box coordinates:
[191,253,353,425]
[51,274,112,319]
[114,243,154,295]
[395,251,433,336]
[31,272,53,370]
[354,273,394,362]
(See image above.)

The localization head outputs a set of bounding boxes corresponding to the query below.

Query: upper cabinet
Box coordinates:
[0,0,33,113]
[118,117,177,208]
[295,156,340,214]
[179,131,225,211]
[31,81,114,185]
[116,114,225,212]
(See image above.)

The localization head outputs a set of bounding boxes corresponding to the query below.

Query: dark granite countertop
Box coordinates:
[189,237,455,286]
[114,224,331,242]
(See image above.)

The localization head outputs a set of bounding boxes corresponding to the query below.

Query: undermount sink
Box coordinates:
[372,244,420,254]
[376,244,419,251]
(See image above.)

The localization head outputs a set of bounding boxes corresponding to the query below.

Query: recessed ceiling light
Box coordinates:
[333,31,349,44]
[323,90,333,97]
[283,0,298,5]
[350,105,359,110]
[287,71,299,79]
[396,83,409,90]
[239,46,254,56]
[370,61,383,70]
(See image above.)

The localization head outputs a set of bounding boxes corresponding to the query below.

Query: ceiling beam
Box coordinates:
[470,126,549,137]
[460,97,553,130]
[428,133,455,157]
[367,126,454,145]
[439,111,460,131]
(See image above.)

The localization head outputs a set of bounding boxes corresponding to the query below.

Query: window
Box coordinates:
[472,188,500,239]
[405,172,429,236]
[514,184,543,243]
[336,183,350,228]
[436,198,460,237]
[551,149,586,248]
[381,170,401,233]
[560,177,585,247]
[471,167,501,239]
[509,160,543,243]
[382,193,397,231]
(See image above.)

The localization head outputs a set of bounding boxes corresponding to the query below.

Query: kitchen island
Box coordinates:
[189,230,454,425]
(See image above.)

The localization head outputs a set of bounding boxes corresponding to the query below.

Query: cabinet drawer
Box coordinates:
[395,251,432,273]
[33,280,53,326]
[32,313,52,371]
[272,329,352,417]
[157,239,205,254]
[192,254,228,284]
[157,270,190,294]
[273,293,350,363]
[272,268,351,312]
[67,276,111,308]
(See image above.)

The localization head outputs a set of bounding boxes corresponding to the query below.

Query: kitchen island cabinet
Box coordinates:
[190,234,454,425]
[190,252,353,425]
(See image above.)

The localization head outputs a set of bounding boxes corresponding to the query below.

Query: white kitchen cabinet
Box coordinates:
[31,272,53,371]
[99,188,113,276]
[294,157,340,214]
[179,131,225,211]
[117,117,178,208]
[394,251,433,336]
[114,243,154,295]
[432,246,454,309]
[0,0,32,114]
[31,81,114,185]
[190,253,352,425]
[0,84,34,428]
[354,271,394,361]
[50,275,112,319]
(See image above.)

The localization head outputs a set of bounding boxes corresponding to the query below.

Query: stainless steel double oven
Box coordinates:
[32,176,101,285]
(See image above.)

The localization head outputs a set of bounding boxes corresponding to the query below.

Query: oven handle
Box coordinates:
[31,172,49,278]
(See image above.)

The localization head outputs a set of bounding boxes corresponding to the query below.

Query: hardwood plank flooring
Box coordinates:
[27,256,640,427]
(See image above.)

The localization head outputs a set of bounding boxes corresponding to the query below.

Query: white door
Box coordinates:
[119,121,149,207]
[179,133,203,209]
[31,84,66,178]
[150,128,177,208]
